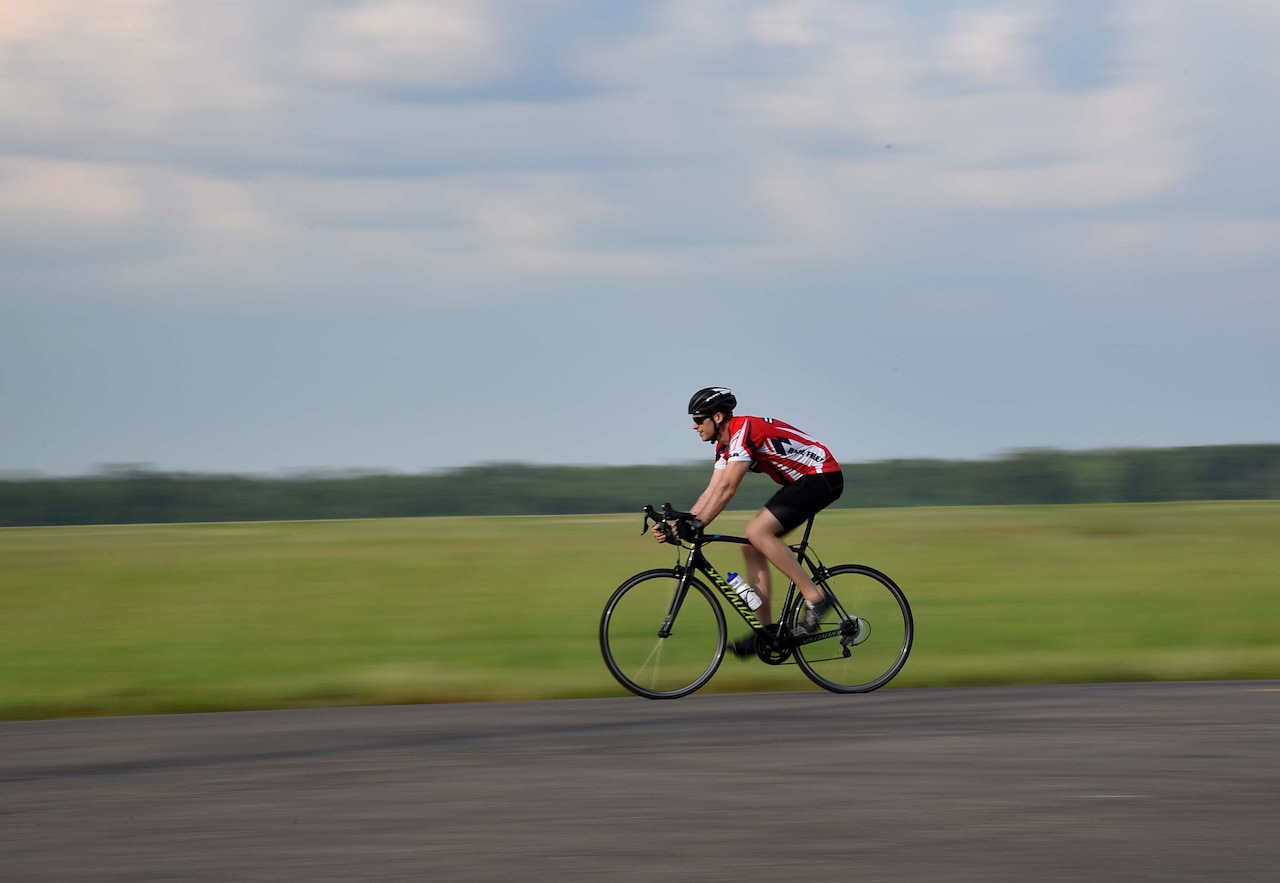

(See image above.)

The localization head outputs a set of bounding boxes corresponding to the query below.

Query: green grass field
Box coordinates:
[2,502,1278,720]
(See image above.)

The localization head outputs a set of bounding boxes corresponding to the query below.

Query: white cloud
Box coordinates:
[1048,217,1280,271]
[0,0,279,155]
[0,3,74,40]
[931,83,1191,211]
[0,156,144,227]
[937,7,1039,87]
[577,1,1193,263]
[301,0,504,90]
[0,156,173,266]
[0,0,1275,305]
[746,2,823,47]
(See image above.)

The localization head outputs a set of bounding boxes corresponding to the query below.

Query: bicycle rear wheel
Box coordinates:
[600,569,726,699]
[791,564,913,693]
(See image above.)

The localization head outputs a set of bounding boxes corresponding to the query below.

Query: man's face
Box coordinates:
[692,412,719,442]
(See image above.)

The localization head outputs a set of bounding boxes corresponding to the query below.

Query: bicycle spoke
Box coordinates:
[633,640,667,685]
[792,565,912,693]
[600,571,725,699]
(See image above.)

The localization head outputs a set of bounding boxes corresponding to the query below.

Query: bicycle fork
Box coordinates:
[657,571,692,639]
[659,555,767,639]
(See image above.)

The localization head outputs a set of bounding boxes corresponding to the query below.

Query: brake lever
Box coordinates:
[642,503,685,545]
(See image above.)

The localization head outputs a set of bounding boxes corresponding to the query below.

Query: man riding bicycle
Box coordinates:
[653,387,845,656]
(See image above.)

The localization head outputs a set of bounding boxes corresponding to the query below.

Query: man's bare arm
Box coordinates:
[691,461,749,526]
[689,468,722,518]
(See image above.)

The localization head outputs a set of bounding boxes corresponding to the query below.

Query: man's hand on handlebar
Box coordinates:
[675,515,703,541]
[648,515,702,545]
[644,503,702,544]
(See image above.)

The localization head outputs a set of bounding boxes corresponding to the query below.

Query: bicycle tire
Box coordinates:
[600,568,726,699]
[791,564,913,693]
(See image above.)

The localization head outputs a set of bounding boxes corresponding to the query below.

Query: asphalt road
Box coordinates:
[3,681,1279,882]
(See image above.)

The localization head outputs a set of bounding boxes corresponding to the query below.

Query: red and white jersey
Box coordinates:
[714,416,840,485]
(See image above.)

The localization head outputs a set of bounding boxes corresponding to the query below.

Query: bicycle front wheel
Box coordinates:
[791,564,913,693]
[600,569,726,699]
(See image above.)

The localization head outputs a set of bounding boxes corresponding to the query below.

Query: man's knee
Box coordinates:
[745,511,783,544]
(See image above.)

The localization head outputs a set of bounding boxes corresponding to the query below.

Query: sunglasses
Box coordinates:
[693,414,715,425]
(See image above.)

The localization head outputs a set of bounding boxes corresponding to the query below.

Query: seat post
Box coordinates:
[796,515,816,551]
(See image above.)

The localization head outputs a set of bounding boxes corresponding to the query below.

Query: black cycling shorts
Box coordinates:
[765,471,845,533]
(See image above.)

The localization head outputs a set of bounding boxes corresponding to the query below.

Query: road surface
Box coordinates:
[3,681,1278,881]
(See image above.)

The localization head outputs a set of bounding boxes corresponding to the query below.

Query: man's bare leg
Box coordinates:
[744,508,825,606]
[740,544,772,625]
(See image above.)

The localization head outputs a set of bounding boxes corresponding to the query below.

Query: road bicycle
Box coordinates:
[599,504,913,699]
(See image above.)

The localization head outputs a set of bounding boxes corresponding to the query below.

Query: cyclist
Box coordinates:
[654,387,845,656]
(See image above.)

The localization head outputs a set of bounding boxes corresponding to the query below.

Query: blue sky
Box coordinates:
[2,1,1277,475]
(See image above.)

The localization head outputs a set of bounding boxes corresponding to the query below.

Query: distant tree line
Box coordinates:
[2,445,1278,527]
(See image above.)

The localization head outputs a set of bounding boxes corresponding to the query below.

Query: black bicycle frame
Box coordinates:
[659,516,839,643]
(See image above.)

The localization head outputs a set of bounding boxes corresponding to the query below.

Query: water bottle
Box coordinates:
[726,572,763,611]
